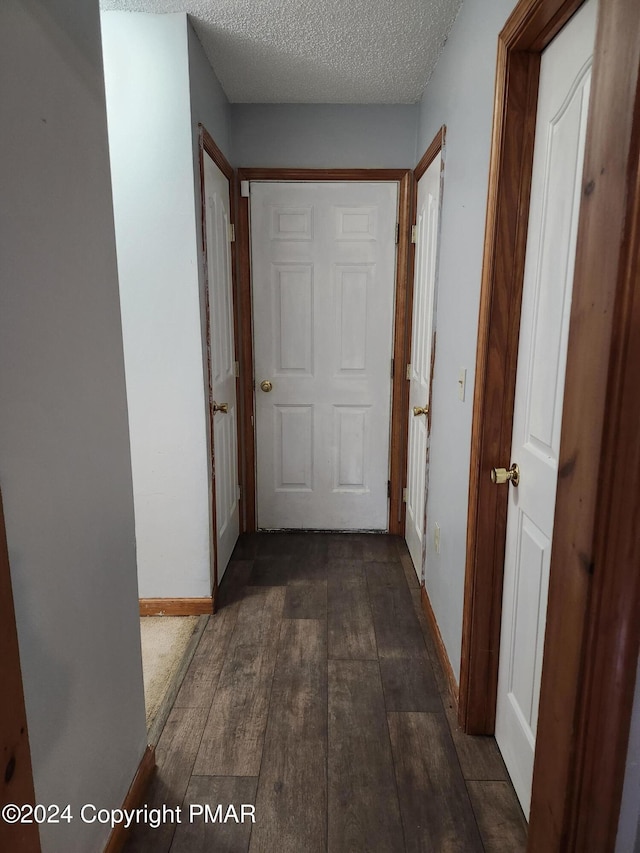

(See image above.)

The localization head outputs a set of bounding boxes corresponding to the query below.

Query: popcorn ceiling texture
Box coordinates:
[99,0,464,103]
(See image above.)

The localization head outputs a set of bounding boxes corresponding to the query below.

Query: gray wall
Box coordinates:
[102,12,213,599]
[0,1,147,850]
[231,103,418,167]
[414,0,517,679]
[188,24,233,496]
[617,656,640,852]
[189,21,232,164]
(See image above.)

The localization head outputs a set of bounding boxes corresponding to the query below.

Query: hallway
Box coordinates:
[124,533,526,852]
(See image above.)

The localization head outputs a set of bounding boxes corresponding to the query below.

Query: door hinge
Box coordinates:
[406,363,411,380]
[237,484,242,501]
[411,225,418,244]
[390,357,395,378]
[229,223,236,243]
[234,360,240,377]
[387,480,392,498]
[402,487,408,503]
[395,222,400,244]
[240,180,250,198]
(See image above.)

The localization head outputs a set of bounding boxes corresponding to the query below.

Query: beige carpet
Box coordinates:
[140,616,200,729]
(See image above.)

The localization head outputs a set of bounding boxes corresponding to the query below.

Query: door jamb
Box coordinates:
[198,125,239,606]
[458,0,640,849]
[0,489,40,853]
[236,168,413,533]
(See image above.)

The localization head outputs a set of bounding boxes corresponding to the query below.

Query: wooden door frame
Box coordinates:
[0,489,40,852]
[459,0,640,849]
[236,168,413,534]
[198,124,239,606]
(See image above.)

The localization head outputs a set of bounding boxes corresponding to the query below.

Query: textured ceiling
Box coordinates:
[99,0,463,103]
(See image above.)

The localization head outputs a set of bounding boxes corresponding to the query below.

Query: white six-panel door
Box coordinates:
[405,153,442,580]
[250,182,398,530]
[494,0,597,817]
[203,152,239,583]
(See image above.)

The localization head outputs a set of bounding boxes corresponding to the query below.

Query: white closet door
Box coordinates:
[250,181,398,530]
[405,152,442,580]
[495,0,597,817]
[204,152,239,582]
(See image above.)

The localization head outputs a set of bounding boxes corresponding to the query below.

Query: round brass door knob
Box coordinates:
[491,463,520,487]
[213,402,229,414]
[260,380,273,393]
[413,406,428,416]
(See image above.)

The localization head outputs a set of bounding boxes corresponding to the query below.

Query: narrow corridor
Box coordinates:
[124,533,527,852]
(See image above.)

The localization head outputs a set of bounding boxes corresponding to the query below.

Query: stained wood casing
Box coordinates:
[236,168,413,535]
[0,490,40,853]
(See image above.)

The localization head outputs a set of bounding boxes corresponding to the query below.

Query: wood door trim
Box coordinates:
[459,35,540,738]
[198,125,241,593]
[414,126,446,183]
[236,177,256,531]
[389,171,414,534]
[567,112,640,849]
[200,124,233,182]
[238,168,409,182]
[236,167,413,533]
[103,745,156,853]
[459,0,640,849]
[531,3,640,848]
[139,598,214,617]
[0,489,40,853]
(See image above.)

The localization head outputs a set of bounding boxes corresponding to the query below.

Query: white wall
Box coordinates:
[415,0,517,680]
[102,12,213,599]
[0,1,147,850]
[231,103,418,167]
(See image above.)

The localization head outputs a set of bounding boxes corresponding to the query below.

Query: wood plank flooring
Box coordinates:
[124,533,527,853]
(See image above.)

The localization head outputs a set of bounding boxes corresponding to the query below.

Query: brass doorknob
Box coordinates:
[413,406,428,416]
[213,402,229,414]
[260,380,273,393]
[491,463,520,487]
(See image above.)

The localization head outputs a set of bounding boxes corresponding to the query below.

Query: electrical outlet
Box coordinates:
[458,368,467,401]
[434,522,441,554]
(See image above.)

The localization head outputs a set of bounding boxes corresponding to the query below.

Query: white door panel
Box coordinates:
[251,182,398,530]
[203,152,239,583]
[405,153,443,579]
[495,0,597,817]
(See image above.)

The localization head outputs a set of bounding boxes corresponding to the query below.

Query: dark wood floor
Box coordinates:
[125,533,527,853]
